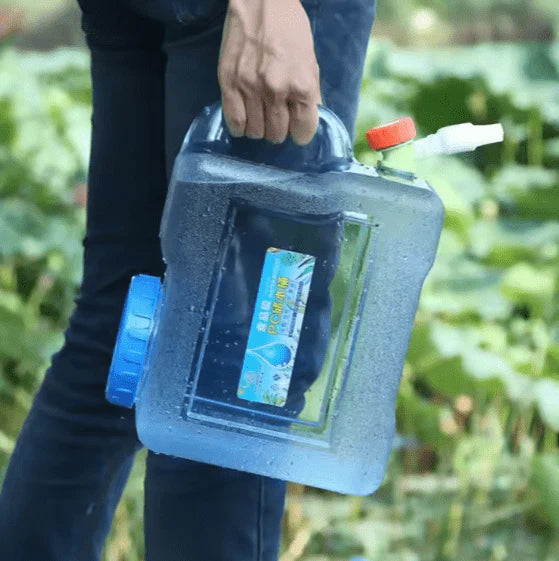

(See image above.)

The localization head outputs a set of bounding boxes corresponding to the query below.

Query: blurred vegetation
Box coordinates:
[375,0,558,45]
[1,1,559,560]
[0,47,88,452]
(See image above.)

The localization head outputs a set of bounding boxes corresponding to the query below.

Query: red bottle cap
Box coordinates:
[366,117,417,151]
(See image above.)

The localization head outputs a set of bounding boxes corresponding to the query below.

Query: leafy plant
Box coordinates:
[0,47,88,455]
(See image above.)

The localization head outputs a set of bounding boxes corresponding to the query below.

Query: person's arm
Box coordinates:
[217,0,322,145]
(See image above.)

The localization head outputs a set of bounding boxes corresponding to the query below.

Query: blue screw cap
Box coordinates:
[106,274,162,408]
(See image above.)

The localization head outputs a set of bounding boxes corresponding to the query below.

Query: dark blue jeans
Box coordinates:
[0,1,376,559]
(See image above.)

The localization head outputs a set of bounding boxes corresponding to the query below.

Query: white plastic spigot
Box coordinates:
[413,123,504,157]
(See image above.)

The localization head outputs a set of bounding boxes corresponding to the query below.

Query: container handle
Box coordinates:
[182,101,354,173]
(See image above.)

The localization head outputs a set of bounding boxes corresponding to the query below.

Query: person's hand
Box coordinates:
[217,0,322,145]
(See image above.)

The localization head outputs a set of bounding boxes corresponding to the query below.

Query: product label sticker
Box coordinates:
[237,247,316,407]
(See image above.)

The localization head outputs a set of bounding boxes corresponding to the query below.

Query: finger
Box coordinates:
[311,61,323,105]
[221,89,246,137]
[288,100,319,146]
[263,97,290,144]
[243,95,266,139]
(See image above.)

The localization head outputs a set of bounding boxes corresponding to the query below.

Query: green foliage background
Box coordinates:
[1,12,559,561]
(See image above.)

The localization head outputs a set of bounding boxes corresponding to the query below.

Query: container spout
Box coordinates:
[414,122,504,157]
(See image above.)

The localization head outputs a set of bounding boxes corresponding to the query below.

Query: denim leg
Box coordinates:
[143,13,287,561]
[144,455,287,561]
[0,4,167,560]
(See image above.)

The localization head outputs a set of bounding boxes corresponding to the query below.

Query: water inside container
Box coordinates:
[179,197,378,443]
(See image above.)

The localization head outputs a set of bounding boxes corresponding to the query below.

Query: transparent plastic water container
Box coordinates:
[105,102,445,495]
